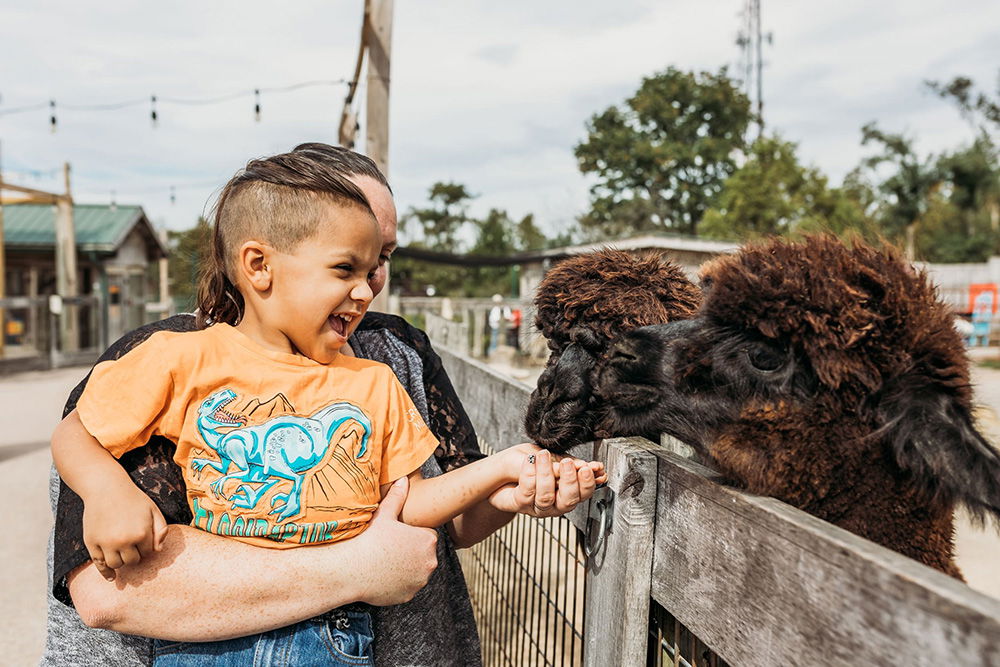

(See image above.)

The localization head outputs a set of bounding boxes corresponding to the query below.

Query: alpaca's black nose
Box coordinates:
[610,339,639,363]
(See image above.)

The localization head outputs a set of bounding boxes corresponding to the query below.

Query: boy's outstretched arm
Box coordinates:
[392,444,605,533]
[51,409,167,580]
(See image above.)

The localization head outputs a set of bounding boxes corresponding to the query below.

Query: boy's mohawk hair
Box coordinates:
[197,149,378,327]
[216,151,375,262]
[292,142,391,193]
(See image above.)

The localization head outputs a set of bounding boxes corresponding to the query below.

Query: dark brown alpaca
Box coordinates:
[589,235,1000,577]
[524,249,700,449]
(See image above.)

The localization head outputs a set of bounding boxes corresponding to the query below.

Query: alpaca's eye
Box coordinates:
[744,344,785,373]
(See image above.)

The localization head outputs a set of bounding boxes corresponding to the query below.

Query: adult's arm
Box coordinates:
[69,477,437,641]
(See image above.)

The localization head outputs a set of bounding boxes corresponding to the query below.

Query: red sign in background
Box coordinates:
[969,283,999,315]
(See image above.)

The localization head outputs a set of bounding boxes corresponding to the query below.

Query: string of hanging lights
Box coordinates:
[0,79,352,131]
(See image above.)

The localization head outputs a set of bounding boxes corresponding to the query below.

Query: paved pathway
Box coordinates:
[955,362,1000,599]
[0,367,87,666]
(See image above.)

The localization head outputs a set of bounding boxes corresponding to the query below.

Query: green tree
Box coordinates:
[514,213,547,251]
[574,67,753,238]
[393,182,477,296]
[402,181,476,251]
[468,208,518,297]
[393,184,549,297]
[927,74,1000,137]
[700,135,872,241]
[858,122,941,258]
[167,217,212,312]
[927,73,1000,250]
[915,139,1000,261]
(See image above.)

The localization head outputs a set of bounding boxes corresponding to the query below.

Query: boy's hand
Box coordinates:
[83,481,168,581]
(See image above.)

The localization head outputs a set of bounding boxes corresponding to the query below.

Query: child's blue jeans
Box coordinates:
[152,609,373,666]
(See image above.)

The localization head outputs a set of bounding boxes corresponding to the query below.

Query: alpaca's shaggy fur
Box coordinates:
[524,249,700,449]
[585,235,1000,577]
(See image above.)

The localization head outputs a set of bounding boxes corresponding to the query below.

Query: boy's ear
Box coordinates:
[237,241,273,292]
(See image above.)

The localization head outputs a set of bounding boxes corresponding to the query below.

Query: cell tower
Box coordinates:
[736,0,772,137]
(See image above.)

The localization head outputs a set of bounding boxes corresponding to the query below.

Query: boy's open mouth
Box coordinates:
[328,312,355,336]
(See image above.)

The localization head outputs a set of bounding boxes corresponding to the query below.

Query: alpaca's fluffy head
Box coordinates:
[525,249,700,451]
[532,249,701,358]
[594,236,1000,533]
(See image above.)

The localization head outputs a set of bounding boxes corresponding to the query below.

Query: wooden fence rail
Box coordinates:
[439,348,1000,667]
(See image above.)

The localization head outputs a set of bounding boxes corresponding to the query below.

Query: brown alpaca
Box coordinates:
[524,249,700,450]
[588,235,1000,578]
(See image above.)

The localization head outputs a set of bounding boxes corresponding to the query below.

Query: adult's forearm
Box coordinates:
[69,524,367,641]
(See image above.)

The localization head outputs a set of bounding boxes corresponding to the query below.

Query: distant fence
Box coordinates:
[0,295,104,373]
[399,296,534,358]
[442,349,1000,666]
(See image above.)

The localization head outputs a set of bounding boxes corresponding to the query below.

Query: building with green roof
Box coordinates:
[2,202,169,349]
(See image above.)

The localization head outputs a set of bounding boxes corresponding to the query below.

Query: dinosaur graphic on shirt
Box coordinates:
[190,388,373,523]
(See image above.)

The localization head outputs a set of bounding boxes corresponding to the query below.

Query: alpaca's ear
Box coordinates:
[878,388,1000,523]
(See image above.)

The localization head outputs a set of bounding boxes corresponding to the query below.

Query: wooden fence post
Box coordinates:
[582,436,659,667]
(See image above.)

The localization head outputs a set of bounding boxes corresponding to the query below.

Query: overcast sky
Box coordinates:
[1,0,997,240]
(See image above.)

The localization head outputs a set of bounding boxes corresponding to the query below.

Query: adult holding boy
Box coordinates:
[43,144,594,666]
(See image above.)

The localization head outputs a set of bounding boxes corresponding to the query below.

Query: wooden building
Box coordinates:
[2,203,169,351]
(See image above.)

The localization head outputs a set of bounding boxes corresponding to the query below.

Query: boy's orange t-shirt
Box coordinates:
[76,323,439,548]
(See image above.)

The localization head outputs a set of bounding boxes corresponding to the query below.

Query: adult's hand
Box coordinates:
[68,477,437,641]
[352,476,438,606]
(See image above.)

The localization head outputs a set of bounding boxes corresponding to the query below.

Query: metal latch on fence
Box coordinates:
[583,485,614,559]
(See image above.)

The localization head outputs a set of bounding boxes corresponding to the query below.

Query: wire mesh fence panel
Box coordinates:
[459,443,587,667]
[648,601,730,667]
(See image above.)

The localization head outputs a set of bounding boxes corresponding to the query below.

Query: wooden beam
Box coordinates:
[55,162,79,352]
[0,194,57,205]
[650,452,1000,666]
[338,5,369,148]
[583,437,658,667]
[0,179,69,200]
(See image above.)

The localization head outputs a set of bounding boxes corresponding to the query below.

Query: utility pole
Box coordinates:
[737,0,771,138]
[364,0,393,177]
[340,0,393,168]
[346,0,393,311]
[755,0,764,131]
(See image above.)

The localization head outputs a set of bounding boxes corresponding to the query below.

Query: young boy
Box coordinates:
[51,150,604,665]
